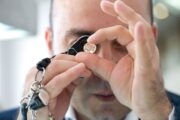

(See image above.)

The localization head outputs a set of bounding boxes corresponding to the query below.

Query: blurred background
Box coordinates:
[0,0,180,111]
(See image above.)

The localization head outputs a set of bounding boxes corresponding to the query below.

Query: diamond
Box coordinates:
[83,43,97,54]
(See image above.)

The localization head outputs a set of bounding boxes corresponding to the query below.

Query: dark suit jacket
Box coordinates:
[0,92,180,120]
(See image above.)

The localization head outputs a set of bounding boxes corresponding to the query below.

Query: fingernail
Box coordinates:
[101,0,113,10]
[76,63,85,69]
[115,0,124,12]
[136,22,145,33]
[101,0,112,4]
[87,35,93,43]
[39,88,50,105]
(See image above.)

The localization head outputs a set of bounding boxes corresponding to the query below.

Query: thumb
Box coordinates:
[75,52,115,81]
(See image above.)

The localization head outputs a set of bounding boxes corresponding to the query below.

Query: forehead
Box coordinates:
[53,0,150,37]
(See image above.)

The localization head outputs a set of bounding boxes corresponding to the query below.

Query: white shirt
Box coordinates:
[64,106,175,120]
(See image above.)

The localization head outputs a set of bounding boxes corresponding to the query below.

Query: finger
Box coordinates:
[53,54,75,61]
[45,63,89,98]
[134,22,155,67]
[111,55,133,84]
[114,0,147,26]
[100,0,127,24]
[88,25,133,46]
[76,52,115,81]
[126,41,135,59]
[43,60,77,84]
[100,0,117,17]
[43,54,76,84]
[110,55,133,107]
[43,60,90,84]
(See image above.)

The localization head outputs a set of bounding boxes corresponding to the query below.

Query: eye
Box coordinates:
[112,40,128,53]
[69,35,89,47]
[68,38,78,47]
[66,35,90,55]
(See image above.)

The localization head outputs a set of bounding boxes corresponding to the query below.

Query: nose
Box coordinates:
[97,41,117,63]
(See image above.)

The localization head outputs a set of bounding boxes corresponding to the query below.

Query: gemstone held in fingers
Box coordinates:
[83,43,97,54]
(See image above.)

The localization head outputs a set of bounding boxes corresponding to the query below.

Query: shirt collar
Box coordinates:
[65,106,77,120]
[64,106,138,120]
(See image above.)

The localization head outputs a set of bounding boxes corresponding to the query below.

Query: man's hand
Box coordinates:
[18,54,91,120]
[76,0,172,119]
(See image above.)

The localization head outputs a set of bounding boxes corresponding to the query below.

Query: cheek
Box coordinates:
[71,78,98,110]
[52,27,69,54]
[71,83,100,118]
[71,83,90,114]
[52,37,67,54]
[71,79,91,103]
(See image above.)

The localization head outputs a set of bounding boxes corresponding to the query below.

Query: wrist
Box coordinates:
[138,97,172,120]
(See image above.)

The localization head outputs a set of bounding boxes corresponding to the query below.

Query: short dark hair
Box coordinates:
[49,0,153,28]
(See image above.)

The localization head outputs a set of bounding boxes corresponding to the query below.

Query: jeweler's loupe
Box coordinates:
[64,35,97,56]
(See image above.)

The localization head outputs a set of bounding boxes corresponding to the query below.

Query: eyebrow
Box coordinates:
[65,28,95,40]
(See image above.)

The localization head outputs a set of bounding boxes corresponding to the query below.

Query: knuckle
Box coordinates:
[50,60,76,69]
[49,60,60,69]
[96,29,106,35]
[43,60,60,83]
[53,54,66,60]
[53,54,75,62]
[115,25,126,32]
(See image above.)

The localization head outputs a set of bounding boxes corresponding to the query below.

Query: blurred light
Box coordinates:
[154,2,169,20]
[0,23,28,40]
[164,0,180,11]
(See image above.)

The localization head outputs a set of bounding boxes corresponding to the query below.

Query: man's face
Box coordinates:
[50,0,150,120]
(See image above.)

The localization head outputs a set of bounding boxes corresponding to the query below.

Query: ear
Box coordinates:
[45,27,53,53]
[152,23,158,41]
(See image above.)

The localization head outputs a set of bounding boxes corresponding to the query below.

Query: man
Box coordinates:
[0,0,180,120]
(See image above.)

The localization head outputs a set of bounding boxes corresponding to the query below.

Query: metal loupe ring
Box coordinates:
[66,35,97,55]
